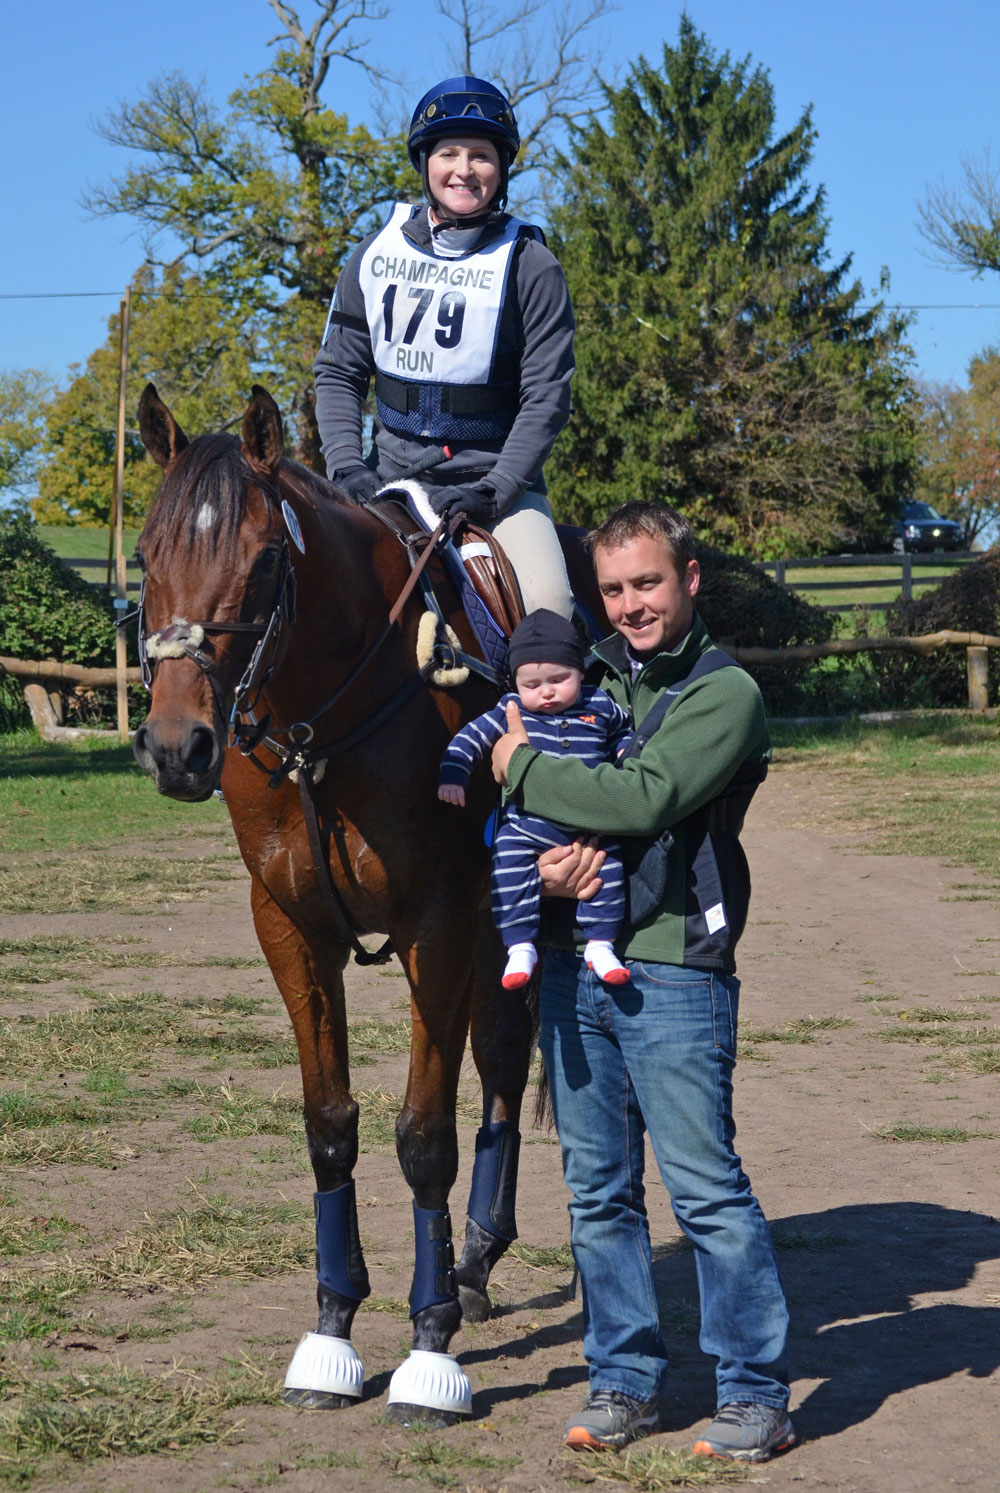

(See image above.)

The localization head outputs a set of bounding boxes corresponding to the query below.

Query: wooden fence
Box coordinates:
[755,551,975,611]
[3,629,999,740]
[68,556,143,596]
[64,549,978,611]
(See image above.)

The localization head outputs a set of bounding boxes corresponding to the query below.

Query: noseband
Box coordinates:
[137,539,297,734]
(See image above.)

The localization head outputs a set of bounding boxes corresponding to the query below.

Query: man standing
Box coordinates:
[492,501,794,1463]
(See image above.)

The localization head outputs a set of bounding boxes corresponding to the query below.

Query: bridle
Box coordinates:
[137,538,297,735]
[133,485,466,965]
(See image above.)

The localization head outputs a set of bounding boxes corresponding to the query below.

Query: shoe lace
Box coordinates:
[713,1402,769,1428]
[585,1389,641,1414]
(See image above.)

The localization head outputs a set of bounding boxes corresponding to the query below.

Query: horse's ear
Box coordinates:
[242,386,284,473]
[138,383,189,469]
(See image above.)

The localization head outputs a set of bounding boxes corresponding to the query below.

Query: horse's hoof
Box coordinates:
[387,1349,471,1421]
[458,1282,492,1324]
[283,1387,358,1409]
[283,1331,363,1404]
[383,1401,464,1429]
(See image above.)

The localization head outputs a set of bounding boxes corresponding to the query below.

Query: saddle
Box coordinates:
[376,481,525,680]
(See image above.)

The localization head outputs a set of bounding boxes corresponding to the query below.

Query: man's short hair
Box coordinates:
[586,501,695,579]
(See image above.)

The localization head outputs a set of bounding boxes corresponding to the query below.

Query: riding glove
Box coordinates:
[429,481,499,525]
[333,462,380,502]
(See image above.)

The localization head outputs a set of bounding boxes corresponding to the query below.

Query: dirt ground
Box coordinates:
[2,757,999,1492]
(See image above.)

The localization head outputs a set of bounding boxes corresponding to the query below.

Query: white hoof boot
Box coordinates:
[387,1350,471,1417]
[283,1332,364,1400]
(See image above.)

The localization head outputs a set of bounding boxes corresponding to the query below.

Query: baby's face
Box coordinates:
[514,662,584,715]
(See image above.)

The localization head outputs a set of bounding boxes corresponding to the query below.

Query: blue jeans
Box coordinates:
[539,950,789,1408]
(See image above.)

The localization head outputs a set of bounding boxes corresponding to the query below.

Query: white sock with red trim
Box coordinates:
[502,942,537,990]
[584,940,630,984]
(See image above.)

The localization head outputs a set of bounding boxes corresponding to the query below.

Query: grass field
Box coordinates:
[769,716,1000,885]
[38,526,142,563]
[0,731,229,857]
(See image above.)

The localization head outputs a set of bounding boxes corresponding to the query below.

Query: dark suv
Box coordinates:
[892,501,964,554]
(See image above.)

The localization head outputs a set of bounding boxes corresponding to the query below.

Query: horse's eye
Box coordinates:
[134,546,147,573]
[254,548,281,579]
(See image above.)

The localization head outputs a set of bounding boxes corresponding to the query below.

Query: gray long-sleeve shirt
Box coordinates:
[313,204,575,513]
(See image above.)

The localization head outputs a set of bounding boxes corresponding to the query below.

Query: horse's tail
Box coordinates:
[525,957,554,1130]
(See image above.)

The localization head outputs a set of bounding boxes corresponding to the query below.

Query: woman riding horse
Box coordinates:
[314,74,575,619]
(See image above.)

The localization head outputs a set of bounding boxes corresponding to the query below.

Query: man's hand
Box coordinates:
[491,699,530,785]
[438,782,466,807]
[538,839,606,902]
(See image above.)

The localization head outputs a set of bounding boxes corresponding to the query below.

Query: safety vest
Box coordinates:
[357,203,531,441]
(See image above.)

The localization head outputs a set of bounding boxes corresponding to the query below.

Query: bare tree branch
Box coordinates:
[265,0,392,96]
[436,0,615,208]
[917,148,1000,275]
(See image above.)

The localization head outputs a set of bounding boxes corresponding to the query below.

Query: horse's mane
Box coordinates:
[139,433,350,565]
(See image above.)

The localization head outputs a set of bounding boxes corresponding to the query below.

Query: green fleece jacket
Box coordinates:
[503,613,771,969]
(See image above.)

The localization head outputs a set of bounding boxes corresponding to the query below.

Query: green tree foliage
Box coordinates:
[546,19,919,558]
[0,369,53,501]
[916,350,1000,548]
[35,266,258,524]
[0,512,114,663]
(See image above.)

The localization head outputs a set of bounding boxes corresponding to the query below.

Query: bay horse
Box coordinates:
[133,383,604,1428]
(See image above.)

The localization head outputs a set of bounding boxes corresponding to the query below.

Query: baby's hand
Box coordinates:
[438,783,466,807]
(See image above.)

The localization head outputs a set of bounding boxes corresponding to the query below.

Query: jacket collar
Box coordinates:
[591,614,712,689]
[401,204,513,255]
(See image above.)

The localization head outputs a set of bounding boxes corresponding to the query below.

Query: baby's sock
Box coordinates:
[584,939,630,985]
[502,942,538,990]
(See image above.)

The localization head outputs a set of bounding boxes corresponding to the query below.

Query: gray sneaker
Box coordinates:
[564,1389,661,1450]
[692,1401,796,1462]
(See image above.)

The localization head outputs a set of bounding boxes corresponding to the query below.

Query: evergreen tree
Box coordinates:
[547,18,919,557]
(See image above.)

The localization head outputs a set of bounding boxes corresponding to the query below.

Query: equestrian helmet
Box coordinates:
[408,76,520,169]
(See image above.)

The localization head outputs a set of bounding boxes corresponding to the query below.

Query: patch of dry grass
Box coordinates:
[0,1130,139,1169]
[0,1211,80,1256]
[0,855,241,916]
[186,1081,303,1142]
[556,1442,750,1488]
[0,992,180,1074]
[0,1357,280,1470]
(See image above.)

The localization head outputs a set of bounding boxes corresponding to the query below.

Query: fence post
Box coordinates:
[112,285,132,744]
[774,559,785,587]
[967,646,990,712]
[901,552,913,602]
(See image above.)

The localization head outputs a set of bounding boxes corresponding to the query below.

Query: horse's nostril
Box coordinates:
[133,723,156,769]
[184,725,217,777]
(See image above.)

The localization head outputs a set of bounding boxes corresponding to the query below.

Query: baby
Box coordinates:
[439,609,632,990]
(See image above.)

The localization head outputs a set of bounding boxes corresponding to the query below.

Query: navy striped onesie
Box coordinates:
[440,685,632,947]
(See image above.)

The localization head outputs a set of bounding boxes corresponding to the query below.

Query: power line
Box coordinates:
[0,291,123,300]
[4,288,1000,310]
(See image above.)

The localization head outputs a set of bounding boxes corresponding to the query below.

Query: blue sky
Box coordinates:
[2,0,998,392]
